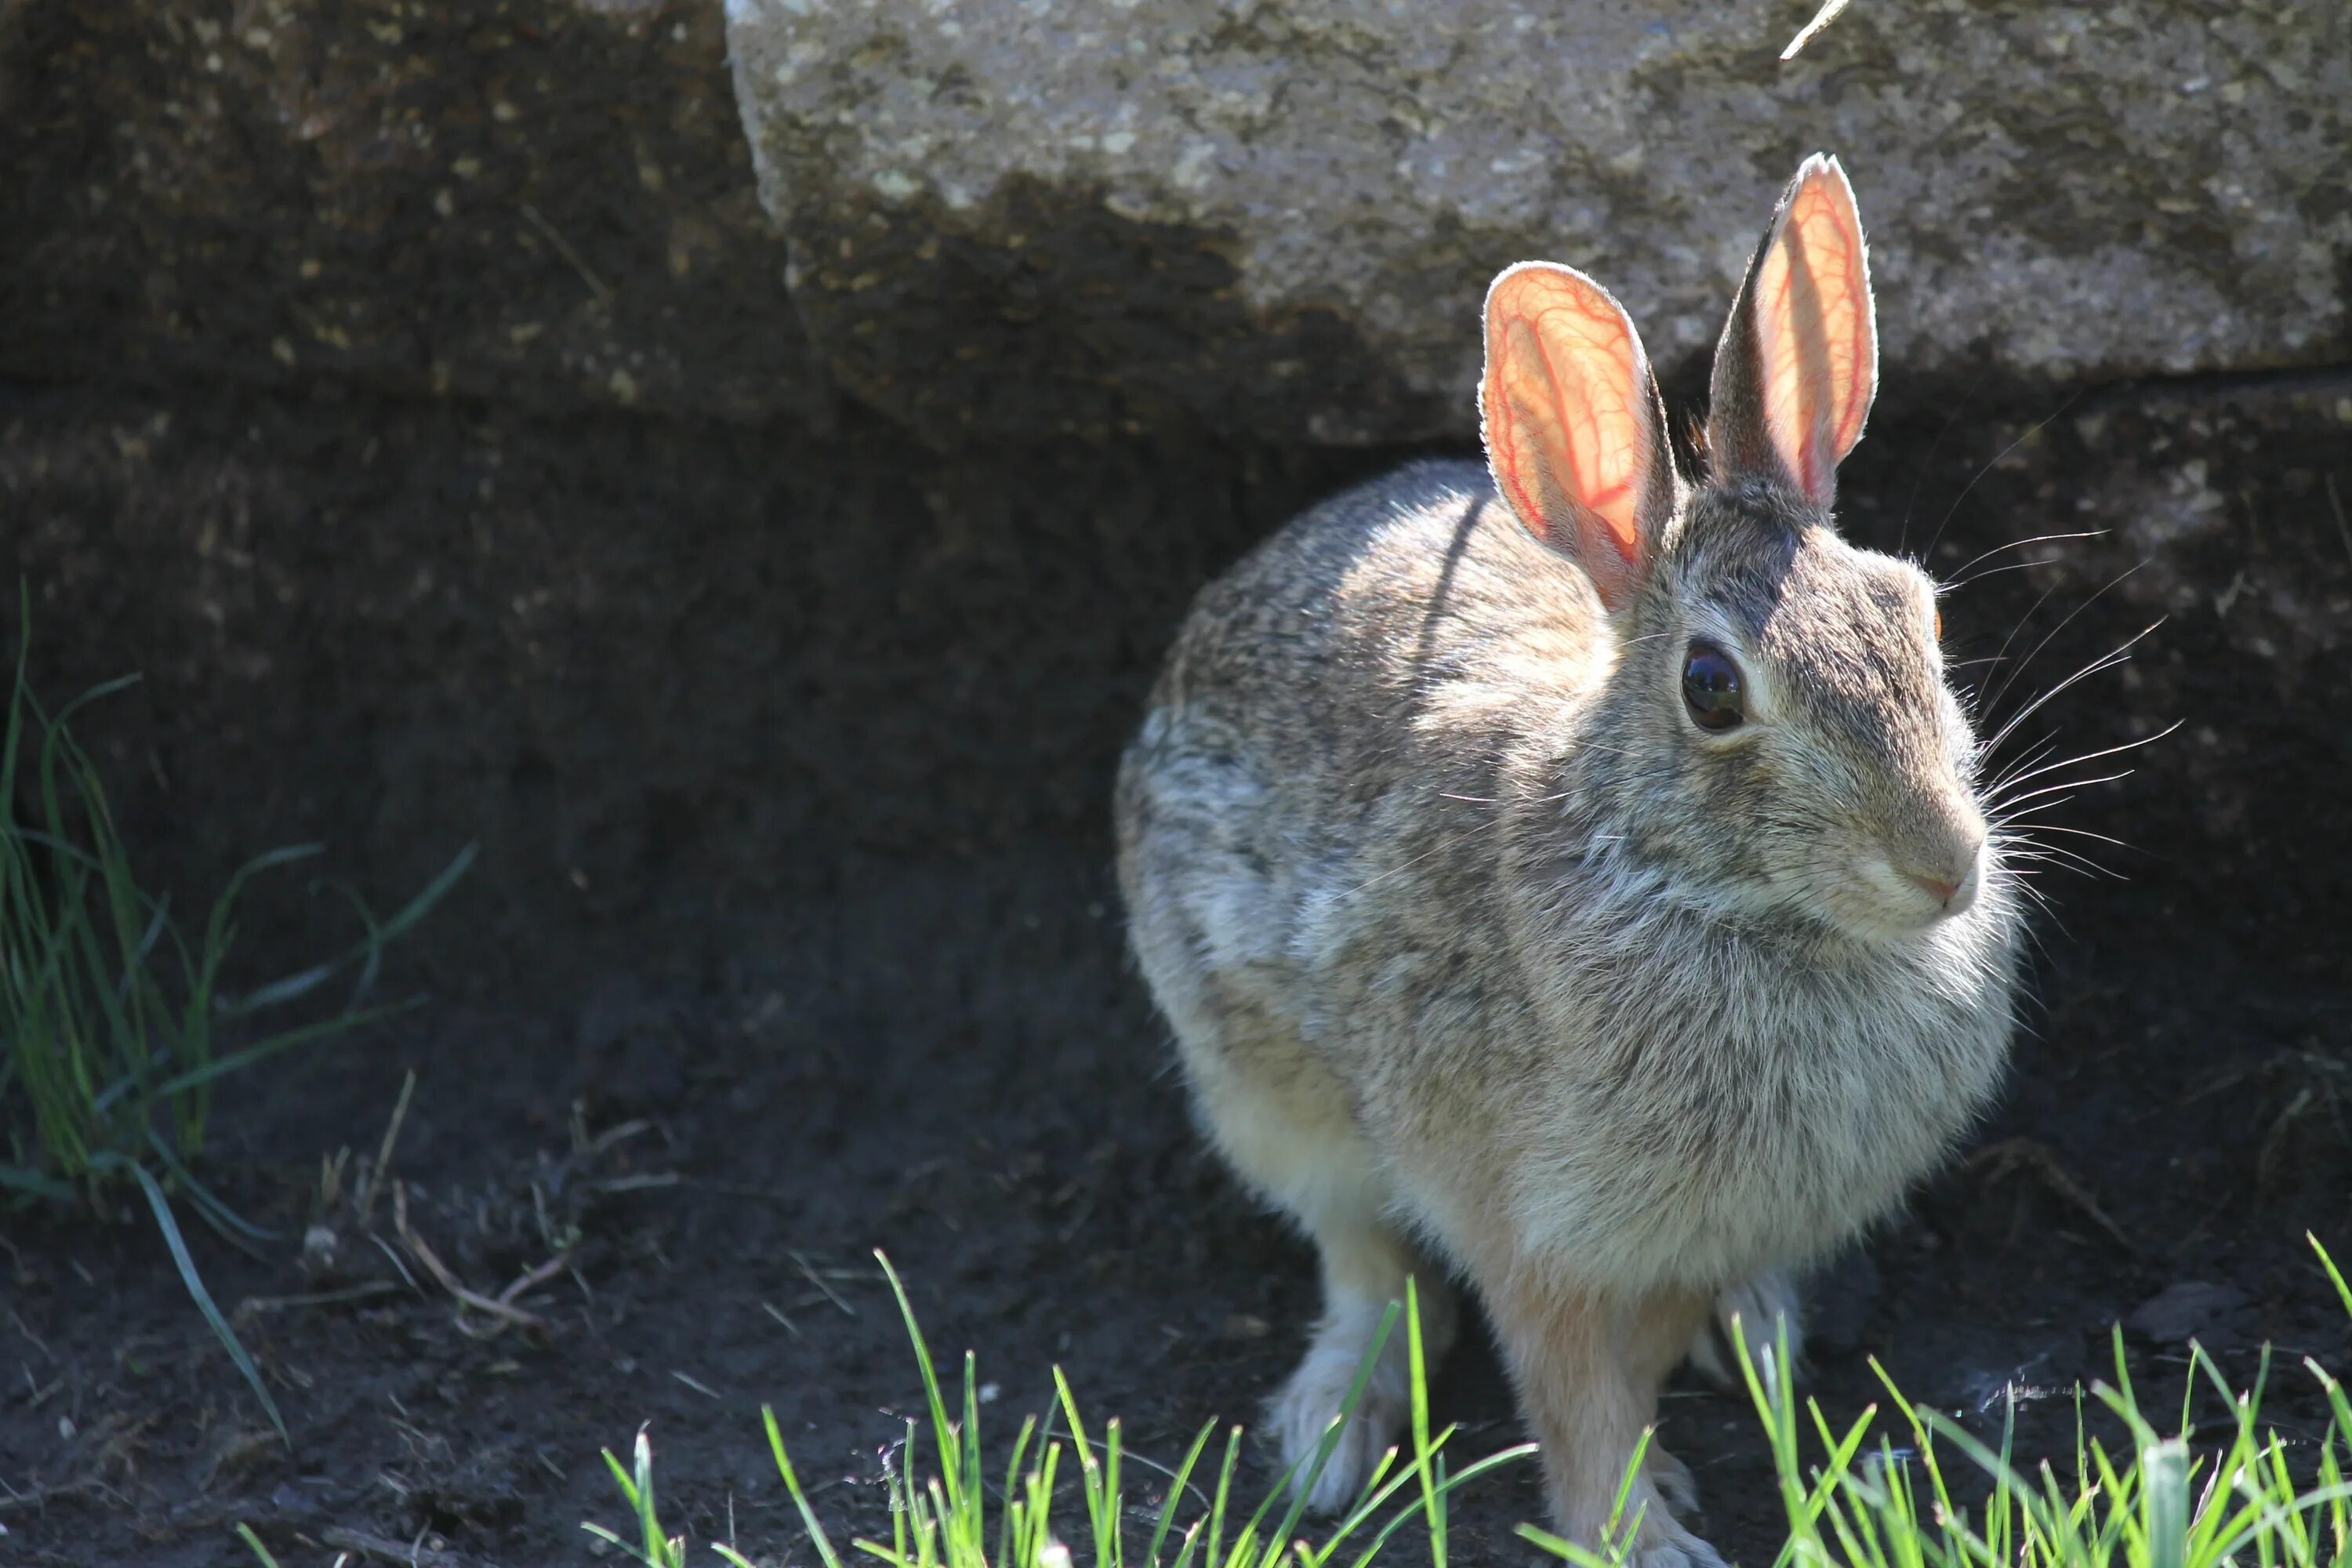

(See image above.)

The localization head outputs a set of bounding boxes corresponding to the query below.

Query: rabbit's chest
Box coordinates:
[1497,942,2015,1288]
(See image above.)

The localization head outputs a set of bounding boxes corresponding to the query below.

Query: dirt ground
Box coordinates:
[5,852,2348,1568]
[2,371,2350,1568]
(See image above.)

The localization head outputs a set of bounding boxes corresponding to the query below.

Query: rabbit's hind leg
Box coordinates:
[1184,1028,1457,1515]
[1122,786,1454,1514]
[1267,1201,1457,1515]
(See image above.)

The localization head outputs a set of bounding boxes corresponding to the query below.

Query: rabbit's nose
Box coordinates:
[1904,869,1962,905]
[1901,832,1983,913]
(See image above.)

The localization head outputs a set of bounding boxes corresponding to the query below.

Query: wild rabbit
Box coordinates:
[1114,156,2021,1567]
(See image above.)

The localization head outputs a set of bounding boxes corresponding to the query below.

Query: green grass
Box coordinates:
[585,1261,1530,1568]
[558,1240,2352,1568]
[0,601,473,1440]
[1720,1237,2352,1568]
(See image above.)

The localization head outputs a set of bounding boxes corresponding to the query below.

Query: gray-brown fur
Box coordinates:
[1114,158,2021,1568]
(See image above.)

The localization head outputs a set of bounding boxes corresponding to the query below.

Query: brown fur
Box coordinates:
[1114,158,2020,1567]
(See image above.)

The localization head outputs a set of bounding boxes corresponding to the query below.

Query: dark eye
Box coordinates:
[1681,640,1746,731]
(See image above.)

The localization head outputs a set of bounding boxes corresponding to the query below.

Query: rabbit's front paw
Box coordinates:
[1688,1270,1802,1390]
[1628,1516,1730,1568]
[1268,1342,1408,1514]
[1646,1443,1700,1521]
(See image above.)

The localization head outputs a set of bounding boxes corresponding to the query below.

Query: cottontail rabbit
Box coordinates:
[1114,156,2020,1567]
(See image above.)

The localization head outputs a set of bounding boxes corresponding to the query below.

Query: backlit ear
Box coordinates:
[1479,262,1675,613]
[1707,154,1878,512]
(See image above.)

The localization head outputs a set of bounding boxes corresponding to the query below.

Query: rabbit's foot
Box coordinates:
[1646,1444,1700,1521]
[1268,1329,1410,1514]
[1590,1481,1725,1568]
[1687,1269,1802,1389]
[1626,1516,1731,1568]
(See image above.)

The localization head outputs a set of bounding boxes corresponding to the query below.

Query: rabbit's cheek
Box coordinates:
[1772,834,1923,941]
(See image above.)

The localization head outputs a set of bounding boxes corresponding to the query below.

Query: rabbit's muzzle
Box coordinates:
[1877,818,1987,923]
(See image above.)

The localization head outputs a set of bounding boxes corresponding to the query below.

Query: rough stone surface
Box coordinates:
[728,0,2352,443]
[2,0,825,425]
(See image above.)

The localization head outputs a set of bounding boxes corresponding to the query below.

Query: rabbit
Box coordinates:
[1112,155,2022,1568]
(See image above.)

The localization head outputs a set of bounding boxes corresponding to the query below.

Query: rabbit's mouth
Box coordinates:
[1815,843,1987,940]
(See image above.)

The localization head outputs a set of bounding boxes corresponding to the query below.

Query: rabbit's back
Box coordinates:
[1115,456,1600,1022]
[1113,457,1632,1270]
[1123,459,1604,822]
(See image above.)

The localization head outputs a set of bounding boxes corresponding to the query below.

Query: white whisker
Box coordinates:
[1995,797,2087,826]
[1942,529,2109,589]
[2009,822,2136,851]
[1966,576,2067,718]
[1980,573,2151,722]
[1982,722,2182,802]
[1984,620,2163,756]
[1981,732,2064,796]
[2000,842,2121,880]
[1988,770,2132,813]
[1944,556,2064,593]
[1897,365,1992,560]
[1921,390,2084,564]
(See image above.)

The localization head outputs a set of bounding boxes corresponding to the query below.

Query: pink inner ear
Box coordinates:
[1753,165,1875,508]
[1483,266,1652,568]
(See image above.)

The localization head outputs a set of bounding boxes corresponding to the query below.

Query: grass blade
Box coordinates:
[760,1403,850,1568]
[148,1001,413,1100]
[217,842,477,1018]
[235,1522,284,1567]
[129,1160,287,1445]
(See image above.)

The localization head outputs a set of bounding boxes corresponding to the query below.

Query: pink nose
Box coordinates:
[1905,870,1962,905]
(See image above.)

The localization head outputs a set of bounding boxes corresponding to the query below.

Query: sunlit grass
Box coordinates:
[586,1261,1530,1568]
[563,1240,2352,1568]
[1698,1236,2352,1568]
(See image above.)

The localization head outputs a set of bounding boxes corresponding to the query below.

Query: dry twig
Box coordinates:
[357,1069,419,1229]
[1962,1136,2134,1250]
[1780,0,1852,60]
[496,1249,576,1308]
[394,1185,550,1337]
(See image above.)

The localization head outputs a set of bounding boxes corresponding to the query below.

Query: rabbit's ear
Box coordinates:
[1480,261,1675,613]
[1707,154,1878,512]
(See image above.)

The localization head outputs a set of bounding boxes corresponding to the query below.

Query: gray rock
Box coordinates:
[4,0,2344,967]
[1,0,825,425]
[727,0,2352,445]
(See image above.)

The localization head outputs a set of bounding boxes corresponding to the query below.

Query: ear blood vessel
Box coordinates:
[1114,154,2020,1568]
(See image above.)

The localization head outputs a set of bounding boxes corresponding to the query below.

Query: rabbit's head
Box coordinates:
[1479,155,1994,945]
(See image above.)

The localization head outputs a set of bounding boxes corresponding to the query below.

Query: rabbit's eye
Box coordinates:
[1682,641,1746,732]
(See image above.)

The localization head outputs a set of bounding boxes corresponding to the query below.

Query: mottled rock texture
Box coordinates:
[728,0,2351,443]
[2,0,823,424]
